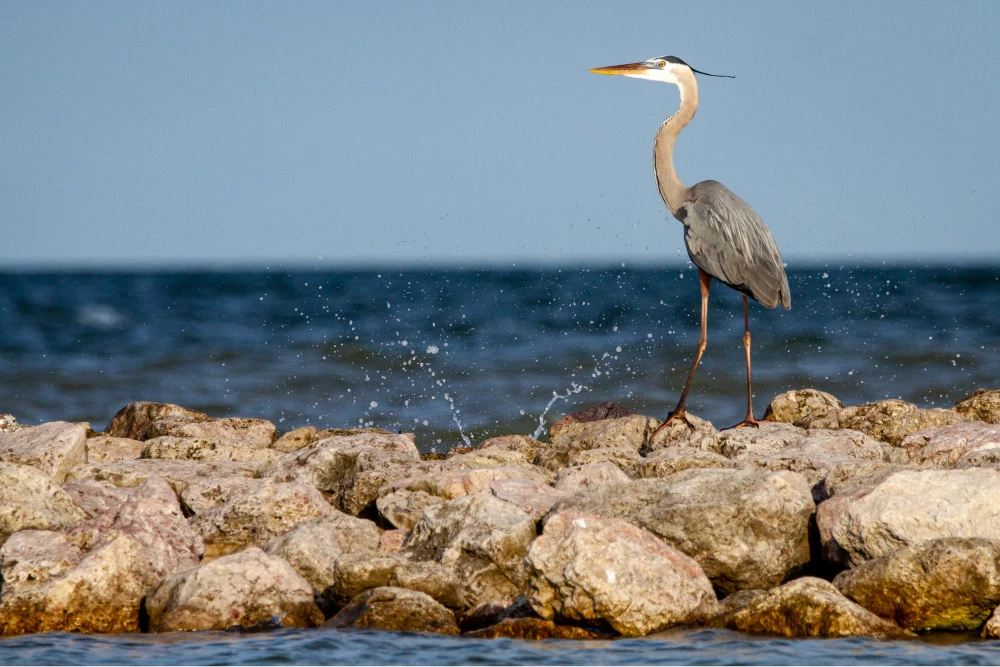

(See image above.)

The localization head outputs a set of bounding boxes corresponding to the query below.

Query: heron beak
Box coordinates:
[589,62,649,76]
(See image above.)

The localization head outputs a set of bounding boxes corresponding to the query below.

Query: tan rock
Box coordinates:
[376,489,443,531]
[489,478,566,521]
[328,553,465,611]
[955,389,1000,424]
[0,530,84,590]
[637,448,732,479]
[983,606,1000,638]
[85,436,144,463]
[145,547,324,632]
[178,476,260,515]
[461,435,546,463]
[804,399,965,446]
[0,421,87,482]
[465,617,607,639]
[0,414,27,433]
[763,389,843,427]
[550,414,656,454]
[0,462,87,546]
[103,401,208,439]
[897,422,1000,466]
[566,446,642,477]
[143,417,276,449]
[646,413,720,451]
[140,436,282,464]
[527,510,717,637]
[554,462,631,492]
[325,587,459,634]
[60,480,130,520]
[717,423,807,459]
[835,537,1000,631]
[378,529,407,554]
[65,459,263,494]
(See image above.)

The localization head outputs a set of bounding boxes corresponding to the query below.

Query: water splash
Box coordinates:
[443,392,471,447]
[533,382,588,440]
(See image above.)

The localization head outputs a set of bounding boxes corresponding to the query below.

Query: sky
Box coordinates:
[2,1,999,268]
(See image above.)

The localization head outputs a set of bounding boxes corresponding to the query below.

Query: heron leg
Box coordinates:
[651,268,711,437]
[733,295,765,429]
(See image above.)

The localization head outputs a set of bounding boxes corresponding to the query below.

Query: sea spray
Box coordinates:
[533,383,588,439]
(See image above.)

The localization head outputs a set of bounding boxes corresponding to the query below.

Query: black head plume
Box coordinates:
[659,55,735,79]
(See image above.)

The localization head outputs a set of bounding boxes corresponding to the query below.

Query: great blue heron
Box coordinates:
[590,55,790,431]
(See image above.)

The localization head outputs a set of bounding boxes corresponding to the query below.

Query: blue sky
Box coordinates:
[2,1,998,267]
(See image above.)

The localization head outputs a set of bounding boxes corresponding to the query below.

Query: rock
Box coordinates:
[273,426,320,452]
[404,493,536,609]
[143,417,276,449]
[710,577,910,638]
[834,537,1000,631]
[820,460,915,500]
[566,446,642,477]
[0,462,87,546]
[984,606,1000,638]
[816,486,872,570]
[264,431,420,515]
[717,422,807,459]
[328,552,464,611]
[804,399,965,446]
[955,389,1000,424]
[763,389,843,427]
[550,414,656,455]
[189,479,332,560]
[554,462,631,492]
[60,480,131,519]
[466,617,608,639]
[637,448,732,479]
[376,490,443,531]
[140,436,282,464]
[897,422,1000,466]
[85,436,144,462]
[831,469,1000,567]
[461,435,547,463]
[0,530,84,590]
[548,469,815,595]
[65,459,263,494]
[264,511,381,606]
[378,529,407,554]
[646,413,720,451]
[0,415,27,433]
[526,510,716,637]
[489,478,567,522]
[0,421,87,482]
[325,587,459,634]
[145,547,324,632]
[447,448,540,470]
[550,401,640,435]
[103,401,209,439]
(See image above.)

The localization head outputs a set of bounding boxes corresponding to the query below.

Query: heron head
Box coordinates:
[589,56,732,83]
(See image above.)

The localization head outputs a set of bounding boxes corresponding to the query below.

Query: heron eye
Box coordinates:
[659,61,666,67]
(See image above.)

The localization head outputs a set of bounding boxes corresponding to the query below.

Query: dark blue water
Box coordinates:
[1,267,998,450]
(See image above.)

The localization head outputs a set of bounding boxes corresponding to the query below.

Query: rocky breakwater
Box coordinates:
[2,388,1000,639]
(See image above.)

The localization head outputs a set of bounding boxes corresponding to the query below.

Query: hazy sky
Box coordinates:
[3,1,998,267]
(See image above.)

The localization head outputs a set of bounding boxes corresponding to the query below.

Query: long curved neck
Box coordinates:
[654,69,699,216]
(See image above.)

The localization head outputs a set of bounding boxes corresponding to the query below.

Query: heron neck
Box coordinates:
[654,72,698,216]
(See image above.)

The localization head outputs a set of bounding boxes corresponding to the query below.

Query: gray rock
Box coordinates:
[85,436,144,463]
[325,587,459,634]
[527,510,716,637]
[103,401,208,439]
[0,462,87,546]
[0,422,87,482]
[763,389,843,427]
[145,547,324,631]
[143,417,276,449]
[834,537,1000,631]
[955,389,1000,425]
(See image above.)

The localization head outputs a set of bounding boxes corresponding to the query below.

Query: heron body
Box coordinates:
[591,55,790,429]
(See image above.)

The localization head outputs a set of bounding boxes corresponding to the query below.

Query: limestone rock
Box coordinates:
[462,435,546,463]
[143,417,276,449]
[955,389,1000,424]
[717,422,807,459]
[378,529,407,554]
[566,446,641,477]
[489,478,567,522]
[831,469,1000,567]
[65,459,262,494]
[526,510,716,637]
[376,490,443,531]
[646,413,720,452]
[0,415,26,433]
[897,422,1000,466]
[637,448,732,479]
[466,617,607,639]
[763,389,843,427]
[325,587,459,634]
[103,401,208,439]
[140,436,281,464]
[834,537,1000,631]
[0,421,87,482]
[85,436,144,463]
[711,577,910,638]
[805,399,965,446]
[0,462,87,546]
[550,402,640,434]
[145,547,324,632]
[177,476,260,515]
[548,469,815,595]
[273,426,321,452]
[60,480,130,520]
[404,493,536,609]
[327,552,464,611]
[554,462,631,492]
[189,480,332,559]
[550,414,656,455]
[0,530,83,590]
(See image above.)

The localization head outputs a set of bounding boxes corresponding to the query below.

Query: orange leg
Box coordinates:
[651,268,711,437]
[733,295,764,428]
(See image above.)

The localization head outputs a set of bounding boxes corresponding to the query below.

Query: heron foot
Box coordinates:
[651,409,695,439]
[730,417,772,429]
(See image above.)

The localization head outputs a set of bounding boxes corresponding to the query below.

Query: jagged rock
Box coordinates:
[0,415,26,433]
[466,617,608,639]
[763,389,843,427]
[264,432,420,515]
[103,401,209,439]
[142,417,276,449]
[0,421,87,482]
[327,552,464,611]
[831,469,1000,567]
[550,414,657,455]
[548,469,815,595]
[64,459,262,494]
[550,402,639,434]
[710,577,910,638]
[489,479,566,522]
[378,529,407,554]
[646,413,720,451]
[376,490,442,531]
[140,436,281,464]
[955,389,1000,425]
[264,511,381,611]
[145,547,324,632]
[526,510,716,637]
[189,480,332,560]
[834,537,1000,631]
[0,530,83,590]
[404,493,536,610]
[60,480,130,520]
[566,446,642,477]
[638,448,732,479]
[447,448,541,470]
[802,399,965,446]
[459,435,546,463]
[85,436,144,463]
[0,462,87,546]
[956,448,1000,470]
[273,426,321,452]
[325,587,459,634]
[554,462,631,492]
[897,422,1000,466]
[717,422,807,459]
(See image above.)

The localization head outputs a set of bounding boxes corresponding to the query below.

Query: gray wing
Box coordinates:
[680,180,790,309]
